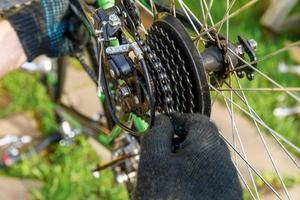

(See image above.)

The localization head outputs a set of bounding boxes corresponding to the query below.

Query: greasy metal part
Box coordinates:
[112,134,140,191]
[202,46,224,73]
[147,13,211,116]
[129,40,144,60]
[56,103,111,137]
[92,2,156,134]
[92,154,136,172]
[135,34,173,114]
[201,38,258,80]
[108,13,121,26]
[105,44,130,55]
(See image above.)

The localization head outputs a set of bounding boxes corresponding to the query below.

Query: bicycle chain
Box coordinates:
[148,34,180,112]
[135,34,174,114]
[146,26,195,113]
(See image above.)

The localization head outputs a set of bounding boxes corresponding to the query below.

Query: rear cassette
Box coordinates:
[147,13,211,116]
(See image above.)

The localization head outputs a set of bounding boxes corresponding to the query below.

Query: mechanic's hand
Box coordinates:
[6,0,80,61]
[134,114,243,200]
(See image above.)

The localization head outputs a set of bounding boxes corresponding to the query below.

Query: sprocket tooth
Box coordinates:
[155,28,195,112]
[146,33,174,114]
[149,27,191,112]
[151,34,181,112]
[147,23,200,113]
[165,35,195,112]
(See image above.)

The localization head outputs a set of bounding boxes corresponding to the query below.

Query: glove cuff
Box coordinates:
[6,1,50,61]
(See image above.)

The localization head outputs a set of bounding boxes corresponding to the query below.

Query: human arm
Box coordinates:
[0,0,79,77]
[0,20,27,76]
[134,114,243,200]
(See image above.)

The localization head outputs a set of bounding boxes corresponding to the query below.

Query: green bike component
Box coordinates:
[98,0,115,10]
[133,114,149,132]
[47,72,58,86]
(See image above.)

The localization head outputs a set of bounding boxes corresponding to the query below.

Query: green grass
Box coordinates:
[0,71,58,134]
[0,137,129,200]
[0,71,129,199]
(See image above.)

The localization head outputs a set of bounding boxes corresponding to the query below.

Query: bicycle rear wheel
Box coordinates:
[139,0,300,199]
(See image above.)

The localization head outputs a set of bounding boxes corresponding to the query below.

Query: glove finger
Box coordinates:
[172,113,212,135]
[172,113,221,150]
[141,114,174,155]
[181,118,226,155]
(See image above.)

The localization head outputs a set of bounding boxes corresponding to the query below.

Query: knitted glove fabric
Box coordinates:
[134,114,243,200]
[6,0,78,61]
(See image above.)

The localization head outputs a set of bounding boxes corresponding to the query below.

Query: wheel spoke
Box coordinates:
[233,41,300,72]
[201,0,215,26]
[209,83,300,154]
[178,0,215,41]
[234,162,258,200]
[197,0,259,39]
[217,0,237,34]
[177,0,200,35]
[228,47,300,101]
[217,79,300,166]
[215,79,261,199]
[220,134,284,200]
[214,88,300,92]
[230,64,292,200]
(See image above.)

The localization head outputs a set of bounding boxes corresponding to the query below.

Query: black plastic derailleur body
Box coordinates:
[92,6,135,79]
[90,2,155,135]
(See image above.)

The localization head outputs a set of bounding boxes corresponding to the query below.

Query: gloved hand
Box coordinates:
[6,0,79,61]
[134,114,243,200]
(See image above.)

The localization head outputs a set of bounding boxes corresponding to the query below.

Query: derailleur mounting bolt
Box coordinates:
[119,87,131,98]
[109,69,116,78]
[248,39,258,51]
[109,14,121,26]
[236,45,244,56]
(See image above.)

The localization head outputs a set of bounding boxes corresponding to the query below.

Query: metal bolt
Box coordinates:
[109,14,118,21]
[236,45,244,56]
[106,47,112,53]
[109,14,120,26]
[116,173,128,184]
[120,87,131,97]
[109,69,116,78]
[248,39,258,51]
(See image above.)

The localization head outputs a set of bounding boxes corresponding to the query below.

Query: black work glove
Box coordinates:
[6,0,79,61]
[134,114,243,200]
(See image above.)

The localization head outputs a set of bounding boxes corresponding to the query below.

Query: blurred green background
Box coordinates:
[0,0,299,199]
